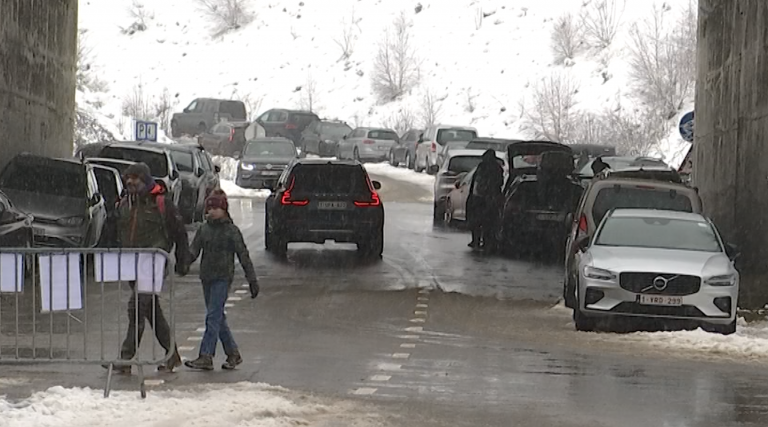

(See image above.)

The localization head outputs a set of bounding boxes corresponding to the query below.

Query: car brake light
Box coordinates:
[363,139,375,144]
[578,214,588,233]
[229,128,235,142]
[431,142,437,152]
[280,177,309,206]
[285,123,298,130]
[354,178,381,207]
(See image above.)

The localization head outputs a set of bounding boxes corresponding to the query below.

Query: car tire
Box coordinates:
[171,121,181,138]
[389,150,399,167]
[564,272,576,309]
[432,202,446,226]
[405,152,413,170]
[573,287,597,332]
[353,148,361,163]
[415,154,425,173]
[264,212,272,250]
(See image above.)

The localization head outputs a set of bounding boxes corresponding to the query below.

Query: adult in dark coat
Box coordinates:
[466,150,504,249]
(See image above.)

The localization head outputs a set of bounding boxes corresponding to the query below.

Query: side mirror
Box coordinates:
[183,108,190,113]
[342,135,348,140]
[214,165,221,173]
[428,165,439,174]
[576,236,591,252]
[195,167,205,177]
[372,180,382,190]
[170,170,179,180]
[726,243,741,261]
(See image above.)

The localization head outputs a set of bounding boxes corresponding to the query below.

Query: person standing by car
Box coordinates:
[185,191,260,371]
[467,150,504,250]
[109,162,190,373]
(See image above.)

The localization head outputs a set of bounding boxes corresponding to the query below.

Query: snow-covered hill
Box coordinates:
[77,0,694,166]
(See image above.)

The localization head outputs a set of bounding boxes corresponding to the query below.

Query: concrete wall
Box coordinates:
[0,0,78,171]
[695,0,768,307]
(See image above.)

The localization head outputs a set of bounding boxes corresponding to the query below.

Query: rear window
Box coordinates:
[290,164,369,194]
[0,161,86,199]
[100,147,169,177]
[591,186,694,225]
[220,101,246,119]
[447,156,483,174]
[289,114,319,128]
[93,168,119,206]
[170,151,195,173]
[437,129,477,144]
[367,130,398,141]
[466,141,509,151]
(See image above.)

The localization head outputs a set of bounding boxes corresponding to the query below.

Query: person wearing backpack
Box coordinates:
[108,162,190,374]
[185,191,259,371]
[466,150,504,250]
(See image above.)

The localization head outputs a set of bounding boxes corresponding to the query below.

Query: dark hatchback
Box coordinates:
[236,138,298,189]
[299,120,353,157]
[264,159,384,258]
[0,190,33,248]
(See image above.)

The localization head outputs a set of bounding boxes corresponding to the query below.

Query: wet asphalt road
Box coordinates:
[4,172,768,426]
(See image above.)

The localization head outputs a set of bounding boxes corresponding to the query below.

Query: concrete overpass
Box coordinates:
[0,0,78,171]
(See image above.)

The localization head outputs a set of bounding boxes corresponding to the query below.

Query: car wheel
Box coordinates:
[353,148,361,162]
[573,286,597,332]
[264,212,272,250]
[564,272,576,309]
[405,152,413,169]
[415,154,425,173]
[171,121,181,138]
[389,150,399,167]
[432,202,446,226]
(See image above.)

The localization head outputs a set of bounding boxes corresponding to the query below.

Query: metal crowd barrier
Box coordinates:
[0,247,175,398]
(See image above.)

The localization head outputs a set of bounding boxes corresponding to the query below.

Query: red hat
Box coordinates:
[205,192,229,212]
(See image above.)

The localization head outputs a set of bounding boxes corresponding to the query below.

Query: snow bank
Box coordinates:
[364,163,435,195]
[0,383,337,427]
[220,179,271,199]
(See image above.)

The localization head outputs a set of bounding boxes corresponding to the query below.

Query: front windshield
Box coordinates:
[0,161,85,198]
[596,216,722,252]
[100,147,169,177]
[244,141,296,157]
[437,129,477,143]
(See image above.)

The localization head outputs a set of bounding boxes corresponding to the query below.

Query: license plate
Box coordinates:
[378,146,389,151]
[318,201,347,210]
[536,213,563,221]
[33,227,46,236]
[637,295,683,306]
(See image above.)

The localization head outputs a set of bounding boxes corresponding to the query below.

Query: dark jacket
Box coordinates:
[115,183,190,274]
[467,150,504,222]
[190,216,258,287]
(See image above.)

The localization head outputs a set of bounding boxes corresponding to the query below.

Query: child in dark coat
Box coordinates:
[185,191,259,371]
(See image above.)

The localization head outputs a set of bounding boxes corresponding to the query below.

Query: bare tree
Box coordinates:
[628,1,696,120]
[231,90,263,121]
[571,107,665,155]
[474,7,484,30]
[525,72,579,141]
[121,82,153,121]
[128,0,150,29]
[196,0,254,37]
[465,88,477,113]
[153,88,177,134]
[352,112,365,128]
[419,88,442,128]
[551,13,583,64]
[298,73,321,113]
[371,11,421,102]
[580,0,624,49]
[381,109,416,135]
[334,8,359,61]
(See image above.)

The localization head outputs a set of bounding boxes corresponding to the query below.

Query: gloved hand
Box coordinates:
[249,280,259,299]
[175,262,189,277]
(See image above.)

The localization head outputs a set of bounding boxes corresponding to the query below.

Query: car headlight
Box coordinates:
[58,216,84,227]
[583,266,617,281]
[705,274,737,286]
[240,163,255,171]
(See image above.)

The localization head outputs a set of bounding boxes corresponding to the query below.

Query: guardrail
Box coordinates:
[0,247,175,398]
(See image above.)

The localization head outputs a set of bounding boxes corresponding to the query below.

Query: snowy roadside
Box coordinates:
[363,163,435,198]
[211,155,270,199]
[0,382,383,427]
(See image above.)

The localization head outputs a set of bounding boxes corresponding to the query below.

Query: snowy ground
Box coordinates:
[0,382,383,427]
[363,163,435,197]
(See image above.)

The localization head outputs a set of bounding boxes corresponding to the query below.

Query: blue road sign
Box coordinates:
[135,120,158,142]
[679,111,694,143]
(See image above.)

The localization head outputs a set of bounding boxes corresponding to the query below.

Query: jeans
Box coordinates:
[120,283,174,360]
[200,280,238,357]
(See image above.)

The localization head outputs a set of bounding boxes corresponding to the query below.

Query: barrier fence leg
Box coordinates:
[137,365,147,399]
[104,363,114,398]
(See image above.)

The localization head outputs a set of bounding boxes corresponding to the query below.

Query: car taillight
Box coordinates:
[431,142,437,152]
[578,214,588,233]
[229,128,235,142]
[354,179,381,207]
[363,139,375,144]
[285,123,298,130]
[280,177,308,206]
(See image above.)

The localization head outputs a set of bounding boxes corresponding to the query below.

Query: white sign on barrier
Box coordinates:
[0,253,23,293]
[136,253,166,294]
[93,252,165,293]
[39,254,83,312]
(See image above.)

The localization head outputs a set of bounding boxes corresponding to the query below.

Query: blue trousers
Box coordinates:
[199,280,238,357]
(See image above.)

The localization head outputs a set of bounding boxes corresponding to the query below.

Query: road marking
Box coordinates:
[178,346,195,352]
[235,290,248,294]
[416,303,428,308]
[377,363,401,371]
[187,336,202,342]
[418,289,430,294]
[241,284,249,288]
[409,318,425,323]
[145,379,165,386]
[392,353,410,359]
[405,326,423,332]
[418,279,431,287]
[370,375,391,381]
[352,387,378,395]
[227,297,242,302]
[225,303,234,308]
[196,327,205,332]
[398,335,419,339]
[400,343,416,349]
[417,296,429,302]
[414,310,427,316]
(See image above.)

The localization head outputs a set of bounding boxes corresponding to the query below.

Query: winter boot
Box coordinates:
[184,354,214,371]
[158,349,182,373]
[222,351,243,370]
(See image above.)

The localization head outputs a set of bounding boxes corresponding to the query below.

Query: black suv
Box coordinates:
[264,159,384,258]
[299,119,352,157]
[256,109,320,145]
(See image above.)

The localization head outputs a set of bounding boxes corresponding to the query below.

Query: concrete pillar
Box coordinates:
[0,0,78,171]
[695,0,768,308]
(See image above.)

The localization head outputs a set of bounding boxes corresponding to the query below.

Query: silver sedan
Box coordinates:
[572,209,739,334]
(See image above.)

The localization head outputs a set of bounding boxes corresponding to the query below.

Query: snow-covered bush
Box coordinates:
[551,13,583,64]
[297,73,321,114]
[525,71,579,142]
[580,0,624,49]
[381,109,416,135]
[571,107,663,155]
[196,0,254,37]
[371,11,421,102]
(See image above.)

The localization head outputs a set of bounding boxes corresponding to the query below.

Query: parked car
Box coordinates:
[0,189,33,248]
[162,143,221,223]
[578,156,669,179]
[256,109,320,145]
[435,140,472,169]
[433,149,506,224]
[443,157,506,226]
[89,163,124,247]
[337,127,399,162]
[264,158,384,258]
[500,143,583,255]
[95,142,183,207]
[391,128,423,169]
[466,137,523,153]
[83,158,137,176]
[299,119,352,157]
[571,209,739,335]
[171,98,248,137]
[415,125,478,174]
[570,144,617,171]
[197,121,250,157]
[0,154,106,248]
[236,138,298,189]
[562,173,704,309]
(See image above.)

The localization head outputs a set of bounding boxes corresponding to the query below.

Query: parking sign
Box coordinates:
[134,120,158,142]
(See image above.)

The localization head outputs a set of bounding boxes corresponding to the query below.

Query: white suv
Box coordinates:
[414,125,478,174]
